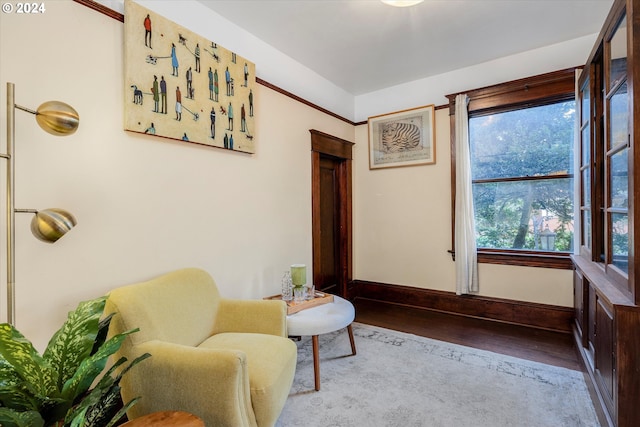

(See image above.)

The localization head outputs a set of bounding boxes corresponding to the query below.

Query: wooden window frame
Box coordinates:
[446,68,580,270]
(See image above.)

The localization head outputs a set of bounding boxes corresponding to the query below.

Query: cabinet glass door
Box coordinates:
[579,76,592,252]
[605,14,629,276]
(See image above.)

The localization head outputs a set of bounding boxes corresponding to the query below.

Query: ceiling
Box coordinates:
[197,0,613,96]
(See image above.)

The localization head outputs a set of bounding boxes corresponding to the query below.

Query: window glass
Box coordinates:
[581,82,590,125]
[469,102,575,180]
[582,168,591,207]
[611,213,628,273]
[472,178,573,252]
[469,101,575,252]
[583,210,592,249]
[608,15,627,90]
[581,125,590,166]
[610,148,628,209]
[609,81,628,149]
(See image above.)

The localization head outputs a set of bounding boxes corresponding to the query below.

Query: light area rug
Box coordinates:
[275,323,600,427]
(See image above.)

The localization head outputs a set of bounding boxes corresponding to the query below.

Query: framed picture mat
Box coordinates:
[368,104,436,169]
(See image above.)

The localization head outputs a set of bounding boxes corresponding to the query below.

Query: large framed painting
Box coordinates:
[124,0,256,154]
[368,105,436,169]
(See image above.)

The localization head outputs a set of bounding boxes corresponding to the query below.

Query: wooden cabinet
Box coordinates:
[573,258,640,427]
[573,1,640,426]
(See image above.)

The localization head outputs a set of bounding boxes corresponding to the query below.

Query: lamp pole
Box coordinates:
[3,82,79,325]
[5,82,16,325]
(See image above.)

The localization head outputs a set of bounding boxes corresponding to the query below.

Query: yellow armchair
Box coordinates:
[105,268,296,427]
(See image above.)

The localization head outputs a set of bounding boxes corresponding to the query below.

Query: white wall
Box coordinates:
[0,0,353,350]
[352,37,594,305]
[353,111,573,306]
[353,115,455,290]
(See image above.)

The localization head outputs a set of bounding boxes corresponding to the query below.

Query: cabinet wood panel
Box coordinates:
[574,269,586,338]
[594,298,614,413]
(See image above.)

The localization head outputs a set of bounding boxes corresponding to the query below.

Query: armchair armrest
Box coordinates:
[124,340,257,427]
[214,298,287,337]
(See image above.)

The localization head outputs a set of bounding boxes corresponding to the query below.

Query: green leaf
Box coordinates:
[0,324,57,398]
[65,353,150,427]
[91,313,114,356]
[97,353,150,392]
[60,329,138,401]
[43,297,108,391]
[0,384,38,411]
[0,407,44,427]
[78,385,123,427]
[0,355,19,385]
[69,406,89,427]
[0,297,147,427]
[0,357,35,410]
[104,397,139,427]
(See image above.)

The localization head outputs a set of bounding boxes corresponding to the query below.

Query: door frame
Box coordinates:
[310,129,354,298]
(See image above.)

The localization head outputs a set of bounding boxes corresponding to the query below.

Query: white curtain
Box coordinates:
[454,94,479,295]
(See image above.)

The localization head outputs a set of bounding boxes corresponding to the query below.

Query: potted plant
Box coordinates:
[0,296,149,427]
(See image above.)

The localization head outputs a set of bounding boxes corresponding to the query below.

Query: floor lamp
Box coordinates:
[2,82,79,325]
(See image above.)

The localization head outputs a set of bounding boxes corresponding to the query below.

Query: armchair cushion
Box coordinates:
[106,268,296,427]
[213,299,288,336]
[199,332,297,425]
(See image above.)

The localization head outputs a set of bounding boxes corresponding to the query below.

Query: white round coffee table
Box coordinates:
[286,295,356,391]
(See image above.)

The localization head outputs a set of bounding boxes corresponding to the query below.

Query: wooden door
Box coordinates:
[316,156,340,294]
[310,130,353,298]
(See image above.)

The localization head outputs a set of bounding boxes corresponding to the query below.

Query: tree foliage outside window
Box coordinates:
[469,101,575,252]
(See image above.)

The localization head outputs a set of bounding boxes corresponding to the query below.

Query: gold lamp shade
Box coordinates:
[30,208,77,243]
[35,101,79,136]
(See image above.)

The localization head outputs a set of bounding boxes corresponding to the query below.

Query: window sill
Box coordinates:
[477,250,572,269]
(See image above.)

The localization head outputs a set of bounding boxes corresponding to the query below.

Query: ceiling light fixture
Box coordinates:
[381,0,424,7]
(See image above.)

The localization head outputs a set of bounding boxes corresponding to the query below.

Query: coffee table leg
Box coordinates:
[347,324,357,356]
[312,335,320,391]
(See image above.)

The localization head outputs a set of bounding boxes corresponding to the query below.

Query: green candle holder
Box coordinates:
[290,264,306,287]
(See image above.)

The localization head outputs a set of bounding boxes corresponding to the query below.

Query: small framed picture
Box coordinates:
[368,104,436,169]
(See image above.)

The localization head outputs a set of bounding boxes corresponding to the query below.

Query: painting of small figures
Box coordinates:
[124,0,256,154]
[368,105,436,169]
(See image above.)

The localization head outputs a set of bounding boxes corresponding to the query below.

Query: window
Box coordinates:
[448,68,578,269]
[470,101,575,252]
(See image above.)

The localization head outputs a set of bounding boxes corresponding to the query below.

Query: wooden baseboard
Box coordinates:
[350,280,573,333]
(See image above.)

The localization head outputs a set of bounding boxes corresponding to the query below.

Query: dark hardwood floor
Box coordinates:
[353,298,581,371]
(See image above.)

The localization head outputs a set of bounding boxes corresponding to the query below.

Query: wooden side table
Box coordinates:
[120,411,204,427]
